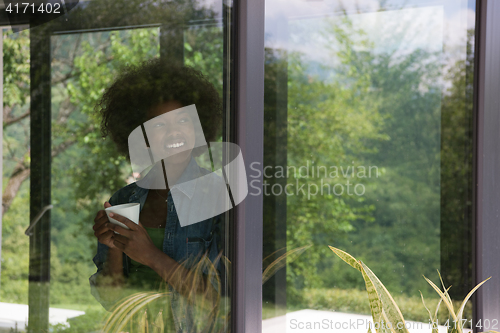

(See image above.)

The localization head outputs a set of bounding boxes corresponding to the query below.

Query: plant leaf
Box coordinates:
[153,310,164,333]
[420,292,435,331]
[433,285,451,324]
[361,262,410,333]
[104,293,165,333]
[433,293,443,321]
[115,293,164,333]
[262,245,310,284]
[329,246,362,271]
[437,271,454,313]
[104,292,151,331]
[359,267,385,333]
[423,275,457,322]
[138,309,148,333]
[420,291,438,333]
[456,277,490,321]
[330,246,388,333]
[262,247,288,270]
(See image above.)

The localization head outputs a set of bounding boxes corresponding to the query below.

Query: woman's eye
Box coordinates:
[178,117,189,123]
[154,122,165,128]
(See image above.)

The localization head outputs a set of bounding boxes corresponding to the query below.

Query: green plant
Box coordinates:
[93,246,310,333]
[299,287,467,323]
[329,246,494,333]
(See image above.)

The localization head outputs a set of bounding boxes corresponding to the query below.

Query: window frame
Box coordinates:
[1,0,500,330]
[0,3,235,332]
[231,0,265,332]
[474,0,500,326]
[232,0,500,331]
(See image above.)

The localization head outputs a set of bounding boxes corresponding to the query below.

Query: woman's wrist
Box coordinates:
[103,248,124,282]
[145,247,169,271]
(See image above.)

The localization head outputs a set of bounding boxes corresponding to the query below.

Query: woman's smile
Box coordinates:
[165,137,186,149]
[145,101,197,165]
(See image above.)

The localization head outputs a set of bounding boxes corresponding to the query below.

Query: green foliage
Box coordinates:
[184,26,223,97]
[327,14,444,294]
[300,288,471,325]
[423,273,489,333]
[283,19,391,304]
[330,246,482,333]
[439,30,475,298]
[2,29,30,175]
[0,181,29,303]
[48,28,160,308]
[1,7,477,333]
[1,21,227,333]
[98,254,227,333]
[3,30,30,110]
[280,16,474,309]
[0,3,218,331]
[94,245,305,333]
[50,307,109,333]
[330,246,409,333]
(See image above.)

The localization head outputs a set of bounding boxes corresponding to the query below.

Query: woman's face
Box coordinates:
[145,101,196,166]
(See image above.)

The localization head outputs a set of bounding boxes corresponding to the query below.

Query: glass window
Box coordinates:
[1,1,232,332]
[263,0,476,330]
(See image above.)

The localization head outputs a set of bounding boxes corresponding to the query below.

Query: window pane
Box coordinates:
[1,1,231,332]
[263,0,476,330]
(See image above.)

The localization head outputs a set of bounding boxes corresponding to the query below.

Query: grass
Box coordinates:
[262,287,472,328]
[50,308,109,333]
[301,287,472,326]
[262,302,287,320]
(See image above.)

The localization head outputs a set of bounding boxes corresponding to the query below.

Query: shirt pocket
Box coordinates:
[182,220,214,267]
[184,236,215,275]
[186,236,213,258]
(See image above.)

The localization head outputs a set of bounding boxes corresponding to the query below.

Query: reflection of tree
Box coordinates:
[285,45,387,302]
[343,26,475,300]
[263,48,288,306]
[440,29,475,299]
[2,0,221,217]
[2,27,159,212]
[3,30,32,215]
[1,26,160,304]
[263,19,389,305]
[331,23,444,295]
[1,0,223,307]
[325,16,451,301]
[269,12,474,307]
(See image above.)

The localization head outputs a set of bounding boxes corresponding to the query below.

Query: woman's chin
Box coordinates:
[163,150,192,166]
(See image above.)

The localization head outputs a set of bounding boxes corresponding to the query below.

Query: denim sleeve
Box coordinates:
[206,213,226,294]
[89,242,116,310]
[88,189,129,310]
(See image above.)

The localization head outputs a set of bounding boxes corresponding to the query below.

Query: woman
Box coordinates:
[89,59,225,331]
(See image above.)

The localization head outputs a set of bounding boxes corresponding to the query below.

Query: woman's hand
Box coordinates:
[93,202,117,249]
[107,212,211,297]
[93,202,124,285]
[107,213,163,267]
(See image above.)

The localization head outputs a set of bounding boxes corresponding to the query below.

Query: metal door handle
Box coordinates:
[25,205,53,236]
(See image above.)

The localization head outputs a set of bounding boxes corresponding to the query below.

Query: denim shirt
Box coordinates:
[89,159,223,331]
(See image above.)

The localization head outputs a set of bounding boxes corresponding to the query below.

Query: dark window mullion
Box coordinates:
[232,0,265,332]
[28,26,52,333]
[474,0,500,326]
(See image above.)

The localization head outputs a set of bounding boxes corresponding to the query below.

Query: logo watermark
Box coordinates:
[249,161,381,199]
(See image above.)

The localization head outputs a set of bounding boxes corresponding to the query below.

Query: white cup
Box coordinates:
[105,203,140,230]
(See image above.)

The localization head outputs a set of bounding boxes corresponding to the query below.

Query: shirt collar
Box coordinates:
[129,186,148,204]
[130,157,202,202]
[171,157,202,199]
